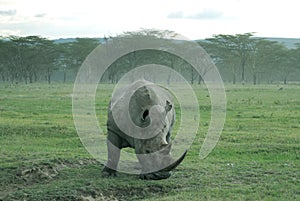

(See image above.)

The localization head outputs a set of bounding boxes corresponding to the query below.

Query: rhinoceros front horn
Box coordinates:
[162,150,188,172]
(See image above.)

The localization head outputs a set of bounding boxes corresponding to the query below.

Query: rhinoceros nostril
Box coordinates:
[142,109,149,120]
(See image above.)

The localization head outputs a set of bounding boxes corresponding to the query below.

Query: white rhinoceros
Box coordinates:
[102,80,187,180]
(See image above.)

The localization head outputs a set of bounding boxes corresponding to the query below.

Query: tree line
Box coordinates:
[0,36,99,84]
[0,31,299,85]
[200,33,300,84]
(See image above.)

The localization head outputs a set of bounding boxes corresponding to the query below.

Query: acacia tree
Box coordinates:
[248,39,279,84]
[55,42,72,83]
[57,38,99,82]
[247,40,300,84]
[277,48,299,84]
[0,36,25,83]
[113,29,211,85]
[101,29,180,83]
[0,36,60,84]
[201,38,238,84]
[71,38,100,70]
[205,33,256,84]
[38,39,60,84]
[0,39,7,81]
[294,43,300,71]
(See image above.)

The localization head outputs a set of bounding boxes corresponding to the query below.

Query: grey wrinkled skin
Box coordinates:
[102,80,186,180]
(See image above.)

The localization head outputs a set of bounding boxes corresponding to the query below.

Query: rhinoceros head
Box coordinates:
[130,90,186,179]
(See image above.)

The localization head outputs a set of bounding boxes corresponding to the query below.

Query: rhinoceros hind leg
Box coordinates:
[139,171,171,180]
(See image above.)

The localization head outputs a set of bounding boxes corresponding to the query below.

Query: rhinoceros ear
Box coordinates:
[165,100,172,113]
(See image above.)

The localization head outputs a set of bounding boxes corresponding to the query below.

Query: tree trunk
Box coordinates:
[48,74,51,84]
[231,65,237,84]
[34,72,37,82]
[284,78,287,85]
[253,73,257,85]
[241,58,246,83]
[232,70,236,84]
[29,74,33,83]
[1,73,5,82]
[191,68,194,84]
[197,74,202,85]
[63,69,67,83]
[47,67,51,84]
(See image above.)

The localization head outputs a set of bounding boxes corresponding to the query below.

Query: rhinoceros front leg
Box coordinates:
[102,131,121,177]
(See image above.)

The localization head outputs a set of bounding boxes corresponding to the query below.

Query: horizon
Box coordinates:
[2,34,300,41]
[1,0,299,40]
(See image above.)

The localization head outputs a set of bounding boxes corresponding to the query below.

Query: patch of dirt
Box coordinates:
[4,159,171,201]
[1,159,108,200]
[80,193,118,201]
[16,165,58,181]
[16,158,99,183]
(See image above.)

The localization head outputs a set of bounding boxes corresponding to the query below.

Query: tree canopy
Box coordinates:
[0,31,299,84]
[201,33,300,84]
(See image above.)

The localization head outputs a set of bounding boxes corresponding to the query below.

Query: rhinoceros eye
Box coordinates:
[142,109,149,121]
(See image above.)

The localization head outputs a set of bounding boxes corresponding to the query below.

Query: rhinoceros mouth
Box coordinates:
[162,149,187,172]
[139,150,187,180]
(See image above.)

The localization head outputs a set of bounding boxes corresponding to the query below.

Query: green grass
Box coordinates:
[0,83,299,200]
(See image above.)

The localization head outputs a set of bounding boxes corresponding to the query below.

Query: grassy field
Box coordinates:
[0,83,299,200]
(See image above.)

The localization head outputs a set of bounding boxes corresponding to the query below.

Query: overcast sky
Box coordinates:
[0,0,299,39]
